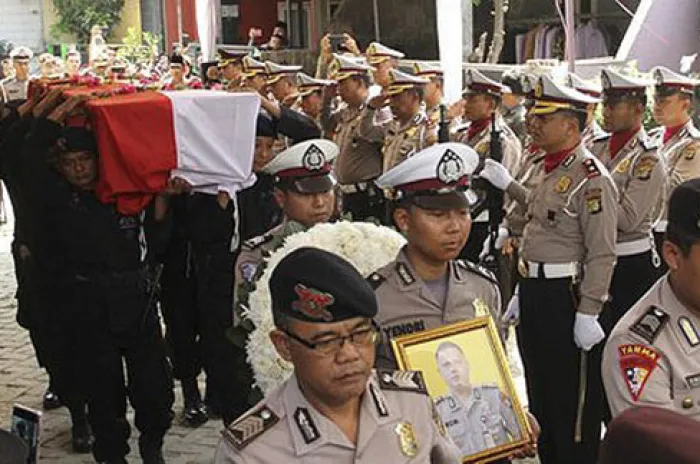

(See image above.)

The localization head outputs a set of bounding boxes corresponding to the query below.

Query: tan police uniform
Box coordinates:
[0,46,32,104]
[266,61,304,155]
[370,250,501,368]
[356,69,437,174]
[214,370,461,463]
[436,385,521,456]
[218,47,248,90]
[365,42,404,126]
[413,62,445,129]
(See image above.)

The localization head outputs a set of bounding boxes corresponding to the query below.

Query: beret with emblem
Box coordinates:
[328,53,373,81]
[463,69,510,97]
[386,69,429,97]
[652,66,699,97]
[365,42,405,65]
[529,74,600,115]
[567,72,603,98]
[668,178,700,240]
[296,72,334,97]
[375,142,480,209]
[262,139,339,193]
[270,247,378,323]
[265,61,302,85]
[600,69,651,102]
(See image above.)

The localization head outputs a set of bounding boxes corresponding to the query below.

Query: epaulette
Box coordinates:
[630,306,669,344]
[456,260,498,286]
[376,369,428,395]
[242,233,274,251]
[593,133,611,143]
[366,272,387,290]
[647,126,664,138]
[639,136,659,152]
[688,125,700,140]
[221,405,279,450]
[582,158,601,179]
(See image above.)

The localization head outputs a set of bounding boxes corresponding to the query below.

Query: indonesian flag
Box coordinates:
[87,90,260,215]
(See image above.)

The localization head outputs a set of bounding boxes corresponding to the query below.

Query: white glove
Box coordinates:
[501,287,520,324]
[479,226,509,260]
[479,158,513,191]
[573,313,605,351]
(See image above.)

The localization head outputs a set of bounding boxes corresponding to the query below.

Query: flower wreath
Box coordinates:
[244,221,406,395]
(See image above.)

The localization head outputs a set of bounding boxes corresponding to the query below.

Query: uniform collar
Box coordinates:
[610,126,642,159]
[283,372,394,456]
[394,248,463,311]
[467,118,491,140]
[663,121,689,144]
[544,143,580,173]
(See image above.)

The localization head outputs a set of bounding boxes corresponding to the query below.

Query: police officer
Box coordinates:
[480,75,618,464]
[239,56,268,95]
[592,69,666,344]
[265,61,302,107]
[434,342,521,456]
[500,70,530,148]
[295,72,333,124]
[14,92,173,463]
[365,42,404,125]
[603,178,700,421]
[218,47,248,89]
[321,54,384,222]
[370,142,501,368]
[454,69,522,262]
[566,73,607,149]
[357,68,437,174]
[0,47,32,104]
[413,62,445,127]
[650,67,700,263]
[215,247,461,464]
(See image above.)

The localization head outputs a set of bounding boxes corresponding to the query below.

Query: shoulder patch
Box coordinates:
[582,158,601,179]
[617,344,661,401]
[366,272,387,290]
[633,156,658,181]
[222,406,279,450]
[630,306,669,343]
[682,142,700,161]
[456,259,498,286]
[242,233,274,251]
[377,369,428,395]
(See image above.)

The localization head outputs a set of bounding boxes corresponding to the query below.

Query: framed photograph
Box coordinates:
[10,404,42,464]
[392,317,531,463]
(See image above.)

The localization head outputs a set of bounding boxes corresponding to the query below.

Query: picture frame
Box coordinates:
[391,316,531,463]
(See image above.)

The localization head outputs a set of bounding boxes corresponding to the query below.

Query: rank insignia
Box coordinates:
[562,153,576,169]
[679,316,700,347]
[431,402,448,437]
[370,382,389,417]
[377,369,428,394]
[633,157,657,180]
[396,263,416,286]
[473,298,490,317]
[292,284,335,322]
[687,373,700,389]
[630,306,669,343]
[395,422,418,457]
[614,158,631,175]
[223,406,279,450]
[294,408,320,444]
[582,158,601,178]
[555,175,572,193]
[584,188,603,214]
[618,344,660,401]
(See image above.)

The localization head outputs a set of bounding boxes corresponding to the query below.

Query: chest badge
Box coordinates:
[679,317,700,347]
[555,175,572,193]
[473,298,490,317]
[614,158,631,174]
[395,422,418,457]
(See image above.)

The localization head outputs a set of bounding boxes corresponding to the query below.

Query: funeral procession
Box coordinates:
[1,0,700,462]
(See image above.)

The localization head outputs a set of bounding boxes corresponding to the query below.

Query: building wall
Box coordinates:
[163,0,198,50]
[0,0,44,50]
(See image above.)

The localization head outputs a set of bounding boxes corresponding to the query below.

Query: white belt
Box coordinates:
[519,260,579,279]
[615,238,652,257]
[653,220,668,233]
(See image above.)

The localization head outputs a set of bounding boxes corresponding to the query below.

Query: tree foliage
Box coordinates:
[117,27,161,65]
[51,0,125,42]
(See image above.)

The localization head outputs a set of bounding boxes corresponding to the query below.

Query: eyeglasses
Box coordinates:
[283,322,380,355]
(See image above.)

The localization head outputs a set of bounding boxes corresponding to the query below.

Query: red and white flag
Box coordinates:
[87,90,260,215]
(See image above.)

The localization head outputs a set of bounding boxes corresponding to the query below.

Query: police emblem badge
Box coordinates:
[436,149,465,184]
[555,175,572,193]
[395,422,418,457]
[618,344,660,401]
[614,158,632,175]
[302,144,326,171]
[291,284,335,321]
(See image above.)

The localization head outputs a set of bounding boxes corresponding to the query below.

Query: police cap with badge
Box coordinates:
[529,74,600,116]
[600,69,651,106]
[265,61,302,85]
[385,69,429,97]
[217,46,249,68]
[375,142,480,210]
[328,54,374,81]
[262,139,339,193]
[240,56,266,79]
[270,247,378,323]
[296,73,334,98]
[365,42,405,66]
[651,66,699,98]
[9,46,33,63]
[463,69,510,99]
[667,178,700,241]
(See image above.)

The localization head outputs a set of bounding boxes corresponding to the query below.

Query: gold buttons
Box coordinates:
[682,397,694,409]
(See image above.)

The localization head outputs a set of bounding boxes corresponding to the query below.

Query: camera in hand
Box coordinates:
[329,34,349,53]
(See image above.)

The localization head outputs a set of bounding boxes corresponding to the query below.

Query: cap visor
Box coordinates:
[411,191,469,210]
[289,174,336,194]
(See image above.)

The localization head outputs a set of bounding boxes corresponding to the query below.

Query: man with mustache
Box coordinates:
[215,247,460,463]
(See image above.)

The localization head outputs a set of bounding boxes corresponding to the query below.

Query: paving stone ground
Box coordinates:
[0,200,539,464]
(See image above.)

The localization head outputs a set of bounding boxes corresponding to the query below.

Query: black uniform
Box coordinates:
[16,118,173,462]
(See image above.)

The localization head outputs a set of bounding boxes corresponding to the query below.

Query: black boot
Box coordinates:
[42,386,62,410]
[139,436,166,464]
[69,404,93,453]
[98,459,128,464]
[181,378,208,427]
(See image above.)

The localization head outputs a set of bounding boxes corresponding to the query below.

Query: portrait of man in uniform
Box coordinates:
[392,317,531,463]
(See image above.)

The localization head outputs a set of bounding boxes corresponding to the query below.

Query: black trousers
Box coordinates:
[519,277,603,464]
[460,222,489,262]
[72,274,173,462]
[599,250,659,423]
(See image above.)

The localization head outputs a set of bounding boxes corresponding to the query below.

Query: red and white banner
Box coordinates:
[87,90,260,214]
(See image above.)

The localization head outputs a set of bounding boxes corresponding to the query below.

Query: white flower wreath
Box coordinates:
[244,221,406,395]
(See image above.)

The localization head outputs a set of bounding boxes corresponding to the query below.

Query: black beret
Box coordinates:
[56,127,97,155]
[170,53,185,66]
[270,247,378,323]
[668,178,700,238]
[256,114,277,138]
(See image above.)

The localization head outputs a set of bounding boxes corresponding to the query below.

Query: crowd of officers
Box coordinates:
[1,31,700,464]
